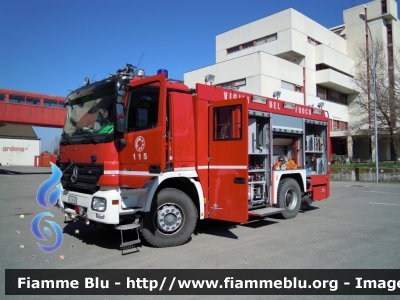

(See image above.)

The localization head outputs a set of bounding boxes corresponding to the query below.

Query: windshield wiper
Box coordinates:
[61,132,72,145]
[69,118,77,126]
[84,134,98,145]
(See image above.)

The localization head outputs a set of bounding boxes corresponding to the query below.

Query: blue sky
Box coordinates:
[1,0,366,152]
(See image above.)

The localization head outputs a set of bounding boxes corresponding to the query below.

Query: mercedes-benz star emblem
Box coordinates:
[71,166,79,183]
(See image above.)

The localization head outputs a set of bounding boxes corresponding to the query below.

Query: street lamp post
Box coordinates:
[359,12,379,183]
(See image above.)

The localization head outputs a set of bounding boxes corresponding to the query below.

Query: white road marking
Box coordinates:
[369,202,400,206]
[360,190,398,195]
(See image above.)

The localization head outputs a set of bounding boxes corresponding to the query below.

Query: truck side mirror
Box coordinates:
[116,103,125,133]
[116,90,125,104]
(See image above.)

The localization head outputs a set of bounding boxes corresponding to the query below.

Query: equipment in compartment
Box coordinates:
[248,163,267,206]
[248,172,265,182]
[248,182,265,206]
[304,120,328,175]
[248,115,270,207]
[306,135,324,152]
[273,155,297,170]
[248,118,269,154]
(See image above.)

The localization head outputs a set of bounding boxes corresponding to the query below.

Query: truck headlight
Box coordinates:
[91,197,107,212]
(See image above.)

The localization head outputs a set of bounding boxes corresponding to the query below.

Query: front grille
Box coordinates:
[60,163,104,194]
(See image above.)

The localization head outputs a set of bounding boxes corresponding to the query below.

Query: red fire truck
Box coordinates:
[57,64,330,248]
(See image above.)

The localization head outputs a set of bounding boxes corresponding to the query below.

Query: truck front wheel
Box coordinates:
[277,178,301,219]
[141,188,198,248]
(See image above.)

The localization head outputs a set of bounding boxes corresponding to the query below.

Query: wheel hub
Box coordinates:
[156,204,183,233]
[285,188,297,210]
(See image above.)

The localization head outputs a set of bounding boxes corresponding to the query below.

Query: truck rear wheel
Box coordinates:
[141,188,198,248]
[277,178,301,219]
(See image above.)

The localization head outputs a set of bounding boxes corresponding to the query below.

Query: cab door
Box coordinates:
[208,98,248,223]
[119,75,167,188]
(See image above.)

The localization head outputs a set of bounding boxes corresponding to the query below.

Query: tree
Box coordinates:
[52,135,61,155]
[349,39,400,163]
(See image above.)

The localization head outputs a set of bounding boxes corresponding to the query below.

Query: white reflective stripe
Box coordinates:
[120,171,162,176]
[104,170,120,175]
[107,168,196,175]
[108,168,196,176]
[210,165,247,169]
[108,166,246,174]
[174,167,196,171]
[198,165,247,170]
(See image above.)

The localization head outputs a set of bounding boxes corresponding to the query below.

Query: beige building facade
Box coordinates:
[184,0,399,162]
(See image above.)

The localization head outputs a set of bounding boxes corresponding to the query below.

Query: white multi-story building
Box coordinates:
[184,0,399,162]
[342,0,399,161]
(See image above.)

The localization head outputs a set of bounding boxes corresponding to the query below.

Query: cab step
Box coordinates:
[116,223,140,230]
[116,223,141,250]
[248,207,285,217]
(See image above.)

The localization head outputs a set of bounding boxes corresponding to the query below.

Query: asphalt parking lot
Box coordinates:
[1,166,399,300]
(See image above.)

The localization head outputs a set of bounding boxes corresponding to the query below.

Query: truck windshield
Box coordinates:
[63,93,115,137]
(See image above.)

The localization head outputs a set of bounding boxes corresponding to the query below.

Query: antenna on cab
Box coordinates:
[137,52,145,69]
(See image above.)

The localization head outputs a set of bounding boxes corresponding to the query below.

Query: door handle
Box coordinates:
[149,165,161,174]
[234,177,245,184]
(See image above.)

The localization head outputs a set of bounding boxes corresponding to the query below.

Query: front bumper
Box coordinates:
[58,188,121,224]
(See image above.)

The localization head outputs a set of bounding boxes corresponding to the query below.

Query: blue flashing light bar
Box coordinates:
[157,69,168,78]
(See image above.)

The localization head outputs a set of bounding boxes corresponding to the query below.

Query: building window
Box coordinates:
[9,95,25,103]
[235,79,246,87]
[330,90,339,102]
[339,93,348,105]
[387,24,394,70]
[267,33,277,42]
[227,33,277,54]
[388,46,393,66]
[389,68,394,87]
[219,79,246,89]
[281,81,294,91]
[332,120,348,131]
[256,38,266,45]
[387,23,392,44]
[308,37,320,46]
[0,94,5,101]
[281,81,302,92]
[332,120,338,130]
[26,97,40,105]
[44,99,59,107]
[317,85,347,105]
[241,41,254,49]
[317,86,327,99]
[227,45,240,54]
[381,0,387,14]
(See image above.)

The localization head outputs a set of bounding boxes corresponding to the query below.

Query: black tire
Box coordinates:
[140,188,198,248]
[277,178,301,219]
